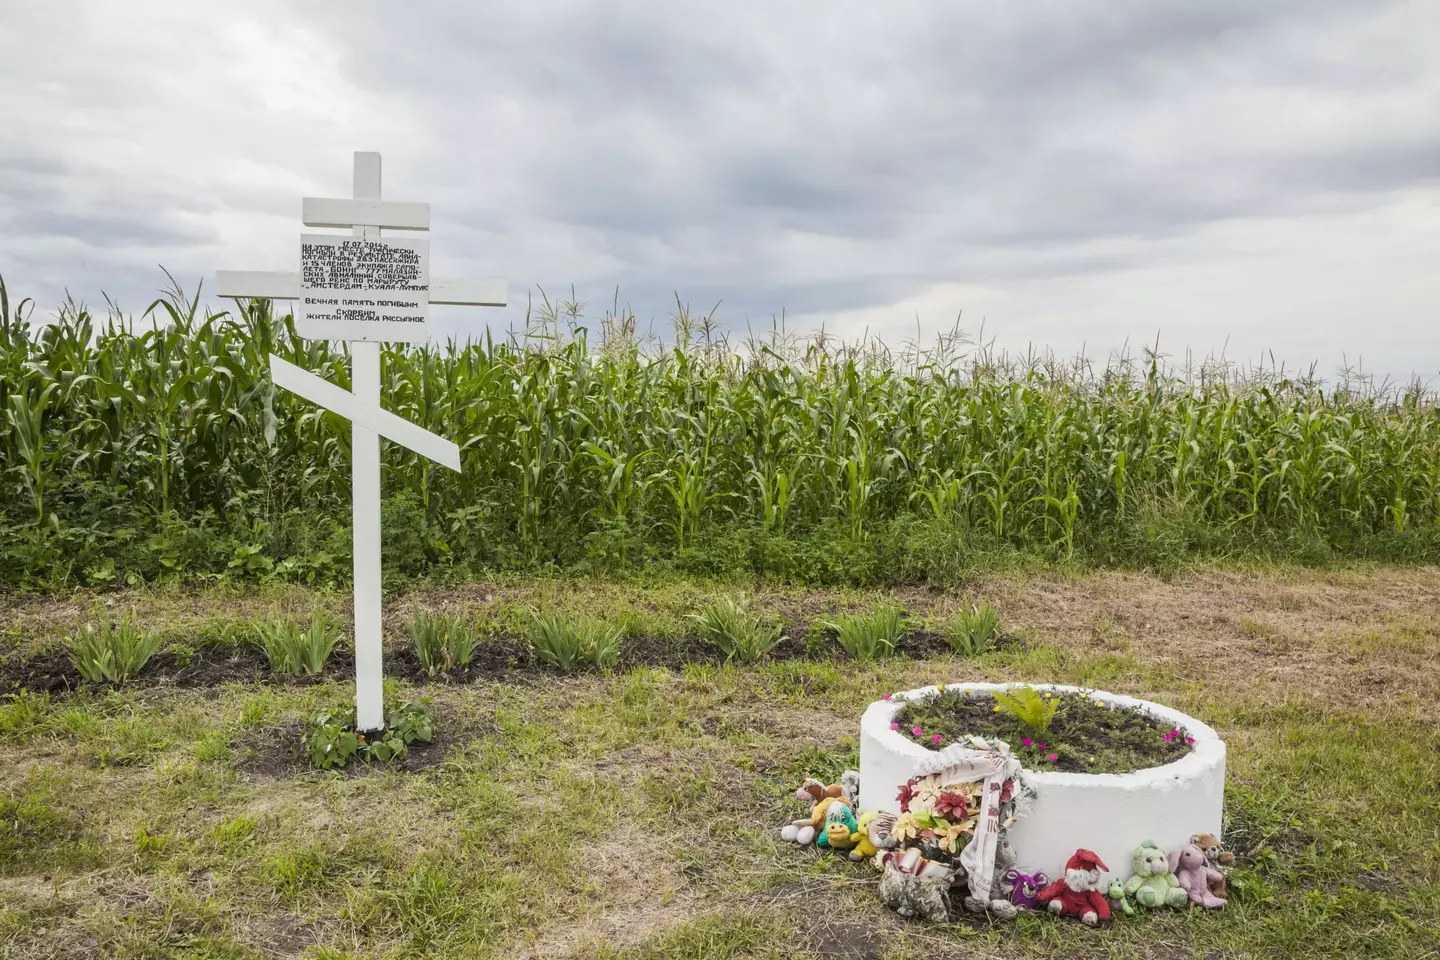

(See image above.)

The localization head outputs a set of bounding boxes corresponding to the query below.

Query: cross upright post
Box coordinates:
[218,151,507,734]
[349,152,385,732]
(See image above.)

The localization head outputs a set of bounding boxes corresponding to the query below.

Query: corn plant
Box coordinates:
[689,595,783,663]
[827,600,906,661]
[407,612,478,677]
[946,602,1001,656]
[527,613,622,671]
[7,271,1440,589]
[257,611,338,676]
[68,620,163,683]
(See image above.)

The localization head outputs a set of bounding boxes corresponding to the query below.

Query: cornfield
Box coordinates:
[3,273,1439,586]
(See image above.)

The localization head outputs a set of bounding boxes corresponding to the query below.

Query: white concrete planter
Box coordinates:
[859,682,1225,881]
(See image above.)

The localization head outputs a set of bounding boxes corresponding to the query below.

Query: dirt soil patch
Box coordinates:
[0,621,1001,697]
[893,687,1193,774]
[231,709,466,782]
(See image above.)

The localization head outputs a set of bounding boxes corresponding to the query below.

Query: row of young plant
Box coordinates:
[7,274,1440,588]
[62,598,1006,684]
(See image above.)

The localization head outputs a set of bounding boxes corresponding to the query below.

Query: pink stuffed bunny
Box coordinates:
[1169,843,1227,909]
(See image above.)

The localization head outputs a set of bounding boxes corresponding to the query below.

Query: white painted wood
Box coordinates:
[350,342,385,732]
[268,355,462,469]
[217,272,506,307]
[302,197,429,230]
[350,151,385,733]
[432,277,508,306]
[216,270,301,300]
[217,150,507,736]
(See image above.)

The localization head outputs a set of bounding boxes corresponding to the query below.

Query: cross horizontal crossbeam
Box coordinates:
[268,354,461,471]
[216,271,507,307]
[301,197,429,230]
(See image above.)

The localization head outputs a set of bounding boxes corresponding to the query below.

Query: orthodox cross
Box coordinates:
[218,151,505,731]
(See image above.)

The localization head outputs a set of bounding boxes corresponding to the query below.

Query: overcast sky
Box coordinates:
[3,2,1438,382]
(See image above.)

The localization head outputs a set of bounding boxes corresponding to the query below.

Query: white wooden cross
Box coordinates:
[217,151,506,732]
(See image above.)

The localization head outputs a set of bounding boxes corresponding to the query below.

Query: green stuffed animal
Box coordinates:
[1106,878,1135,917]
[1124,840,1189,909]
[816,799,859,851]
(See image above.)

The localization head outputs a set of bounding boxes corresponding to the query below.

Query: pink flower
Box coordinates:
[1037,743,1047,750]
[911,727,923,737]
[883,693,892,701]
[1185,736,1195,745]
[1047,753,1058,762]
[935,791,970,818]
[1022,737,1033,747]
[931,734,943,744]
[890,722,900,730]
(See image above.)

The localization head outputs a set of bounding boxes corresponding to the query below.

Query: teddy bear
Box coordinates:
[1124,840,1188,909]
[1190,832,1234,898]
[1169,842,1228,909]
[1037,849,1112,925]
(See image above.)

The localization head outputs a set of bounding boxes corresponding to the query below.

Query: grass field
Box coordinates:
[3,565,1438,959]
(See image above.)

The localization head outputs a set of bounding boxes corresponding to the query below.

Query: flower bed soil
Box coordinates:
[892,687,1193,774]
[0,625,982,696]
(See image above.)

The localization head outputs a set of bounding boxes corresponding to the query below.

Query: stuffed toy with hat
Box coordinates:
[1037,849,1112,925]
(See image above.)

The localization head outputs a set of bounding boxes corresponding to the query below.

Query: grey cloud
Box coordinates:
[1,1,1438,377]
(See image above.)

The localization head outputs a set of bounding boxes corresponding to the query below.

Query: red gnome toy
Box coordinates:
[1038,849,1112,925]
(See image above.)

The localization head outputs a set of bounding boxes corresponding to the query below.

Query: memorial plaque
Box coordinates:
[297,234,431,342]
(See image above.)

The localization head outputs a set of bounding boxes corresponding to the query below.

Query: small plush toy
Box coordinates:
[1037,849,1112,925]
[1124,840,1188,909]
[1107,878,1135,917]
[864,811,897,862]
[1190,832,1234,898]
[849,811,882,861]
[962,839,1023,919]
[796,777,845,804]
[779,777,853,845]
[878,848,957,923]
[818,800,860,851]
[1170,843,1227,909]
[1002,868,1051,911]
